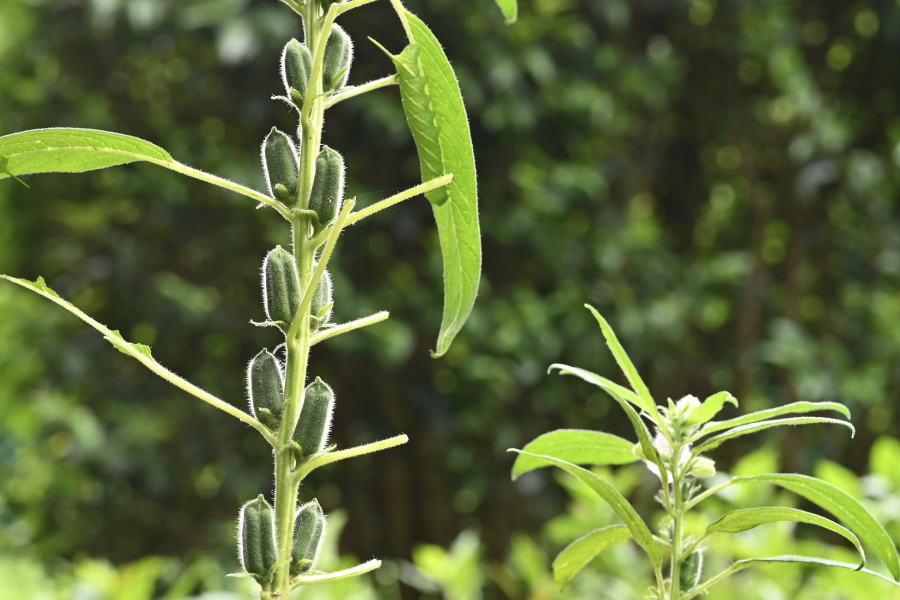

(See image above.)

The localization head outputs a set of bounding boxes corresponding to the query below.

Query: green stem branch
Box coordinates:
[346,174,453,226]
[310,311,390,346]
[325,75,399,109]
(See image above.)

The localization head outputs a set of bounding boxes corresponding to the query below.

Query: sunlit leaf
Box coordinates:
[553,525,630,588]
[584,305,658,418]
[695,401,851,438]
[510,451,661,569]
[511,429,638,479]
[703,506,865,569]
[693,417,854,453]
[549,364,663,472]
[493,0,517,23]
[383,3,481,358]
[687,391,737,425]
[725,474,900,580]
[0,128,276,207]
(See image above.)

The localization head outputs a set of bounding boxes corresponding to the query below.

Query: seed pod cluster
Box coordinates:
[309,146,344,228]
[323,26,353,91]
[238,495,278,584]
[291,499,327,575]
[262,128,300,205]
[293,377,335,457]
[263,246,302,331]
[247,349,285,430]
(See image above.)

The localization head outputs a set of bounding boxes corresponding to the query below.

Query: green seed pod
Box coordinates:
[263,246,302,330]
[292,377,335,457]
[680,549,703,591]
[322,25,353,91]
[310,269,333,329]
[238,495,278,582]
[262,127,300,202]
[291,499,327,575]
[247,349,284,429]
[308,146,344,226]
[281,38,313,103]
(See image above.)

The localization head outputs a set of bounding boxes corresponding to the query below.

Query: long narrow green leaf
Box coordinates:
[549,364,663,471]
[703,507,865,569]
[695,401,851,439]
[693,417,855,453]
[731,474,900,580]
[549,363,643,409]
[552,525,631,588]
[511,429,638,480]
[493,0,517,23]
[384,2,481,358]
[0,128,282,212]
[510,450,661,569]
[687,391,738,426]
[584,305,658,418]
[684,556,900,600]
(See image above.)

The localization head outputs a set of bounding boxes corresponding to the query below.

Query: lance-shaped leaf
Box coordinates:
[693,417,854,453]
[381,1,480,358]
[584,305,658,418]
[702,507,865,569]
[553,525,631,588]
[493,0,517,23]
[694,401,851,439]
[511,429,638,479]
[728,474,900,580]
[0,128,280,211]
[687,391,738,426]
[549,364,664,474]
[509,450,662,570]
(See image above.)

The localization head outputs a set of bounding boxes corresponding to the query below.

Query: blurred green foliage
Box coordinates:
[3,0,900,597]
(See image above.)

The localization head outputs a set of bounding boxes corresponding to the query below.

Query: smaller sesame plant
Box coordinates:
[511,305,900,600]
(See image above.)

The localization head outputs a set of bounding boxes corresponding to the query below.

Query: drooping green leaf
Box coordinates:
[511,429,638,479]
[693,417,855,453]
[549,364,664,473]
[725,474,900,580]
[703,507,865,569]
[552,525,631,588]
[493,0,517,23]
[687,391,738,425]
[509,450,661,569]
[383,3,481,358]
[0,128,276,207]
[695,401,851,438]
[584,305,658,418]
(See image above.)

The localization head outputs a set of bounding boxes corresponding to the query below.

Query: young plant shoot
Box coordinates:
[0,0,488,596]
[511,305,900,600]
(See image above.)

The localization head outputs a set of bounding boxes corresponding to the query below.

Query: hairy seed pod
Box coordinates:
[680,549,703,591]
[263,246,302,329]
[238,495,278,582]
[247,349,284,429]
[310,269,333,329]
[322,26,353,91]
[292,377,335,457]
[281,38,313,102]
[262,128,300,203]
[291,499,327,575]
[308,146,344,225]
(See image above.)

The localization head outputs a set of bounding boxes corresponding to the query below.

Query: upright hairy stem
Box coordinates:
[271,4,329,595]
[669,455,684,600]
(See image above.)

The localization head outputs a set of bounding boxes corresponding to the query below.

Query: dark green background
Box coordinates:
[2,0,899,596]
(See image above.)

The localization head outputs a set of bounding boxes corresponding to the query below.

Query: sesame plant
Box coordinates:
[0,0,518,596]
[511,305,900,600]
